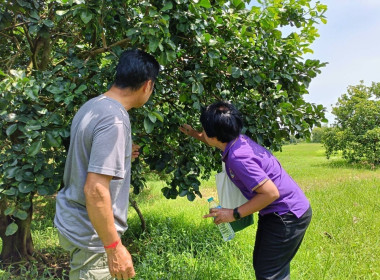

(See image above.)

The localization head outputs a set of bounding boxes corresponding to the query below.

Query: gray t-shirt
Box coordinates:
[54,95,132,252]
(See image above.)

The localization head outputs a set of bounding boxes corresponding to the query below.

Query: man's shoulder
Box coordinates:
[84,95,129,121]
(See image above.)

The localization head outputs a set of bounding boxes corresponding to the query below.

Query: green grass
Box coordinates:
[1,143,379,279]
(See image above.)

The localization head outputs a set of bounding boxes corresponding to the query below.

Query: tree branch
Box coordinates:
[0,21,31,32]
[79,38,131,58]
[22,24,34,51]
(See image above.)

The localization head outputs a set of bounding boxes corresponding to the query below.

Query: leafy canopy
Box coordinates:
[0,0,327,236]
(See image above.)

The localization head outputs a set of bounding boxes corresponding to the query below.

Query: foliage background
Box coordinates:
[0,0,327,260]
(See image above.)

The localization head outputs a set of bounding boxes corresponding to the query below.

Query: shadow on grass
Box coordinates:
[1,195,70,279]
[312,158,379,171]
[0,246,69,280]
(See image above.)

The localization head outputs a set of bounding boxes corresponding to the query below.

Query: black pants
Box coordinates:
[253,206,312,280]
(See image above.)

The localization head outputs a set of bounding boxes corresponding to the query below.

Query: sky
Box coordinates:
[247,0,380,124]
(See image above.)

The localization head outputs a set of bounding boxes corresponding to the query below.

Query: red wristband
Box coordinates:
[104,239,120,249]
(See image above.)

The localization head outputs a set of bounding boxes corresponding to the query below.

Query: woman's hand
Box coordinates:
[203,208,235,225]
[179,124,195,137]
[179,124,208,144]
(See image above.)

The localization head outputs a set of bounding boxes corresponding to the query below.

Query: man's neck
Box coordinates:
[104,86,134,111]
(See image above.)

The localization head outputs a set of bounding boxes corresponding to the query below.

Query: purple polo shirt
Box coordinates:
[222,135,310,218]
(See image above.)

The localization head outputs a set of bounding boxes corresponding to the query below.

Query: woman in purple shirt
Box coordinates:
[180,101,312,280]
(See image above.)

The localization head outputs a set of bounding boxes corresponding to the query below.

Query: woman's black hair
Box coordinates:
[114,48,160,90]
[200,101,243,143]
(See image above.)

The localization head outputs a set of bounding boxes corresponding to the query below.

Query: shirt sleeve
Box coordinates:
[230,157,269,194]
[88,121,128,179]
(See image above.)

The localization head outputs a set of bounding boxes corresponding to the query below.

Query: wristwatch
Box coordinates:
[233,207,241,220]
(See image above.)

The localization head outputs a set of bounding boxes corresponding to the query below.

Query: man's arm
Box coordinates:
[84,172,135,279]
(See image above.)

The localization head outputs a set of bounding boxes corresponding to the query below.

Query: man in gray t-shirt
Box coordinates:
[54,49,159,280]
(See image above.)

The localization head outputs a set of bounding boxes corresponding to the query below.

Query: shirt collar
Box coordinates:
[222,135,241,161]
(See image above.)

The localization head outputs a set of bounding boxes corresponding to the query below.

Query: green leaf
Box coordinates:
[198,0,211,8]
[179,189,188,197]
[192,82,203,94]
[5,166,18,178]
[203,33,211,43]
[143,145,150,154]
[208,39,217,46]
[22,171,34,182]
[46,133,60,147]
[29,24,39,34]
[231,0,245,10]
[148,112,157,123]
[231,67,241,78]
[152,111,164,122]
[30,10,40,20]
[25,88,37,100]
[6,124,17,136]
[149,38,160,53]
[4,206,15,216]
[43,19,54,28]
[14,209,28,220]
[80,10,93,24]
[161,187,171,199]
[166,50,176,62]
[157,52,168,65]
[126,28,138,37]
[27,140,42,156]
[46,85,64,94]
[25,120,41,131]
[20,201,32,210]
[3,188,17,196]
[5,223,18,236]
[75,84,87,93]
[187,192,196,201]
[56,10,69,16]
[37,185,50,195]
[179,93,187,103]
[193,101,201,110]
[144,117,154,134]
[161,1,173,11]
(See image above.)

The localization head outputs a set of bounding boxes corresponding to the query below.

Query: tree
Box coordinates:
[311,125,328,143]
[0,0,327,262]
[323,82,380,165]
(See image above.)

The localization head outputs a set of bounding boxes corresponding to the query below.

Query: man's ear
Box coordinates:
[143,80,153,93]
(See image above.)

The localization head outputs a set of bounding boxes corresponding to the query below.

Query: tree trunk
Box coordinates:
[0,196,35,263]
[129,197,146,232]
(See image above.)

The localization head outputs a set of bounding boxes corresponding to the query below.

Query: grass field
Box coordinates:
[1,143,379,279]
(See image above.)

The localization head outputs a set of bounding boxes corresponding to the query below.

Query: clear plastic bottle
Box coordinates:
[207,197,235,241]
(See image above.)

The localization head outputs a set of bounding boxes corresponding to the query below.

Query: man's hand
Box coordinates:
[106,242,135,279]
[131,144,140,161]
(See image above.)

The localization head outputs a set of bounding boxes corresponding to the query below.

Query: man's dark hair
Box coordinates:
[200,100,243,143]
[114,49,160,90]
